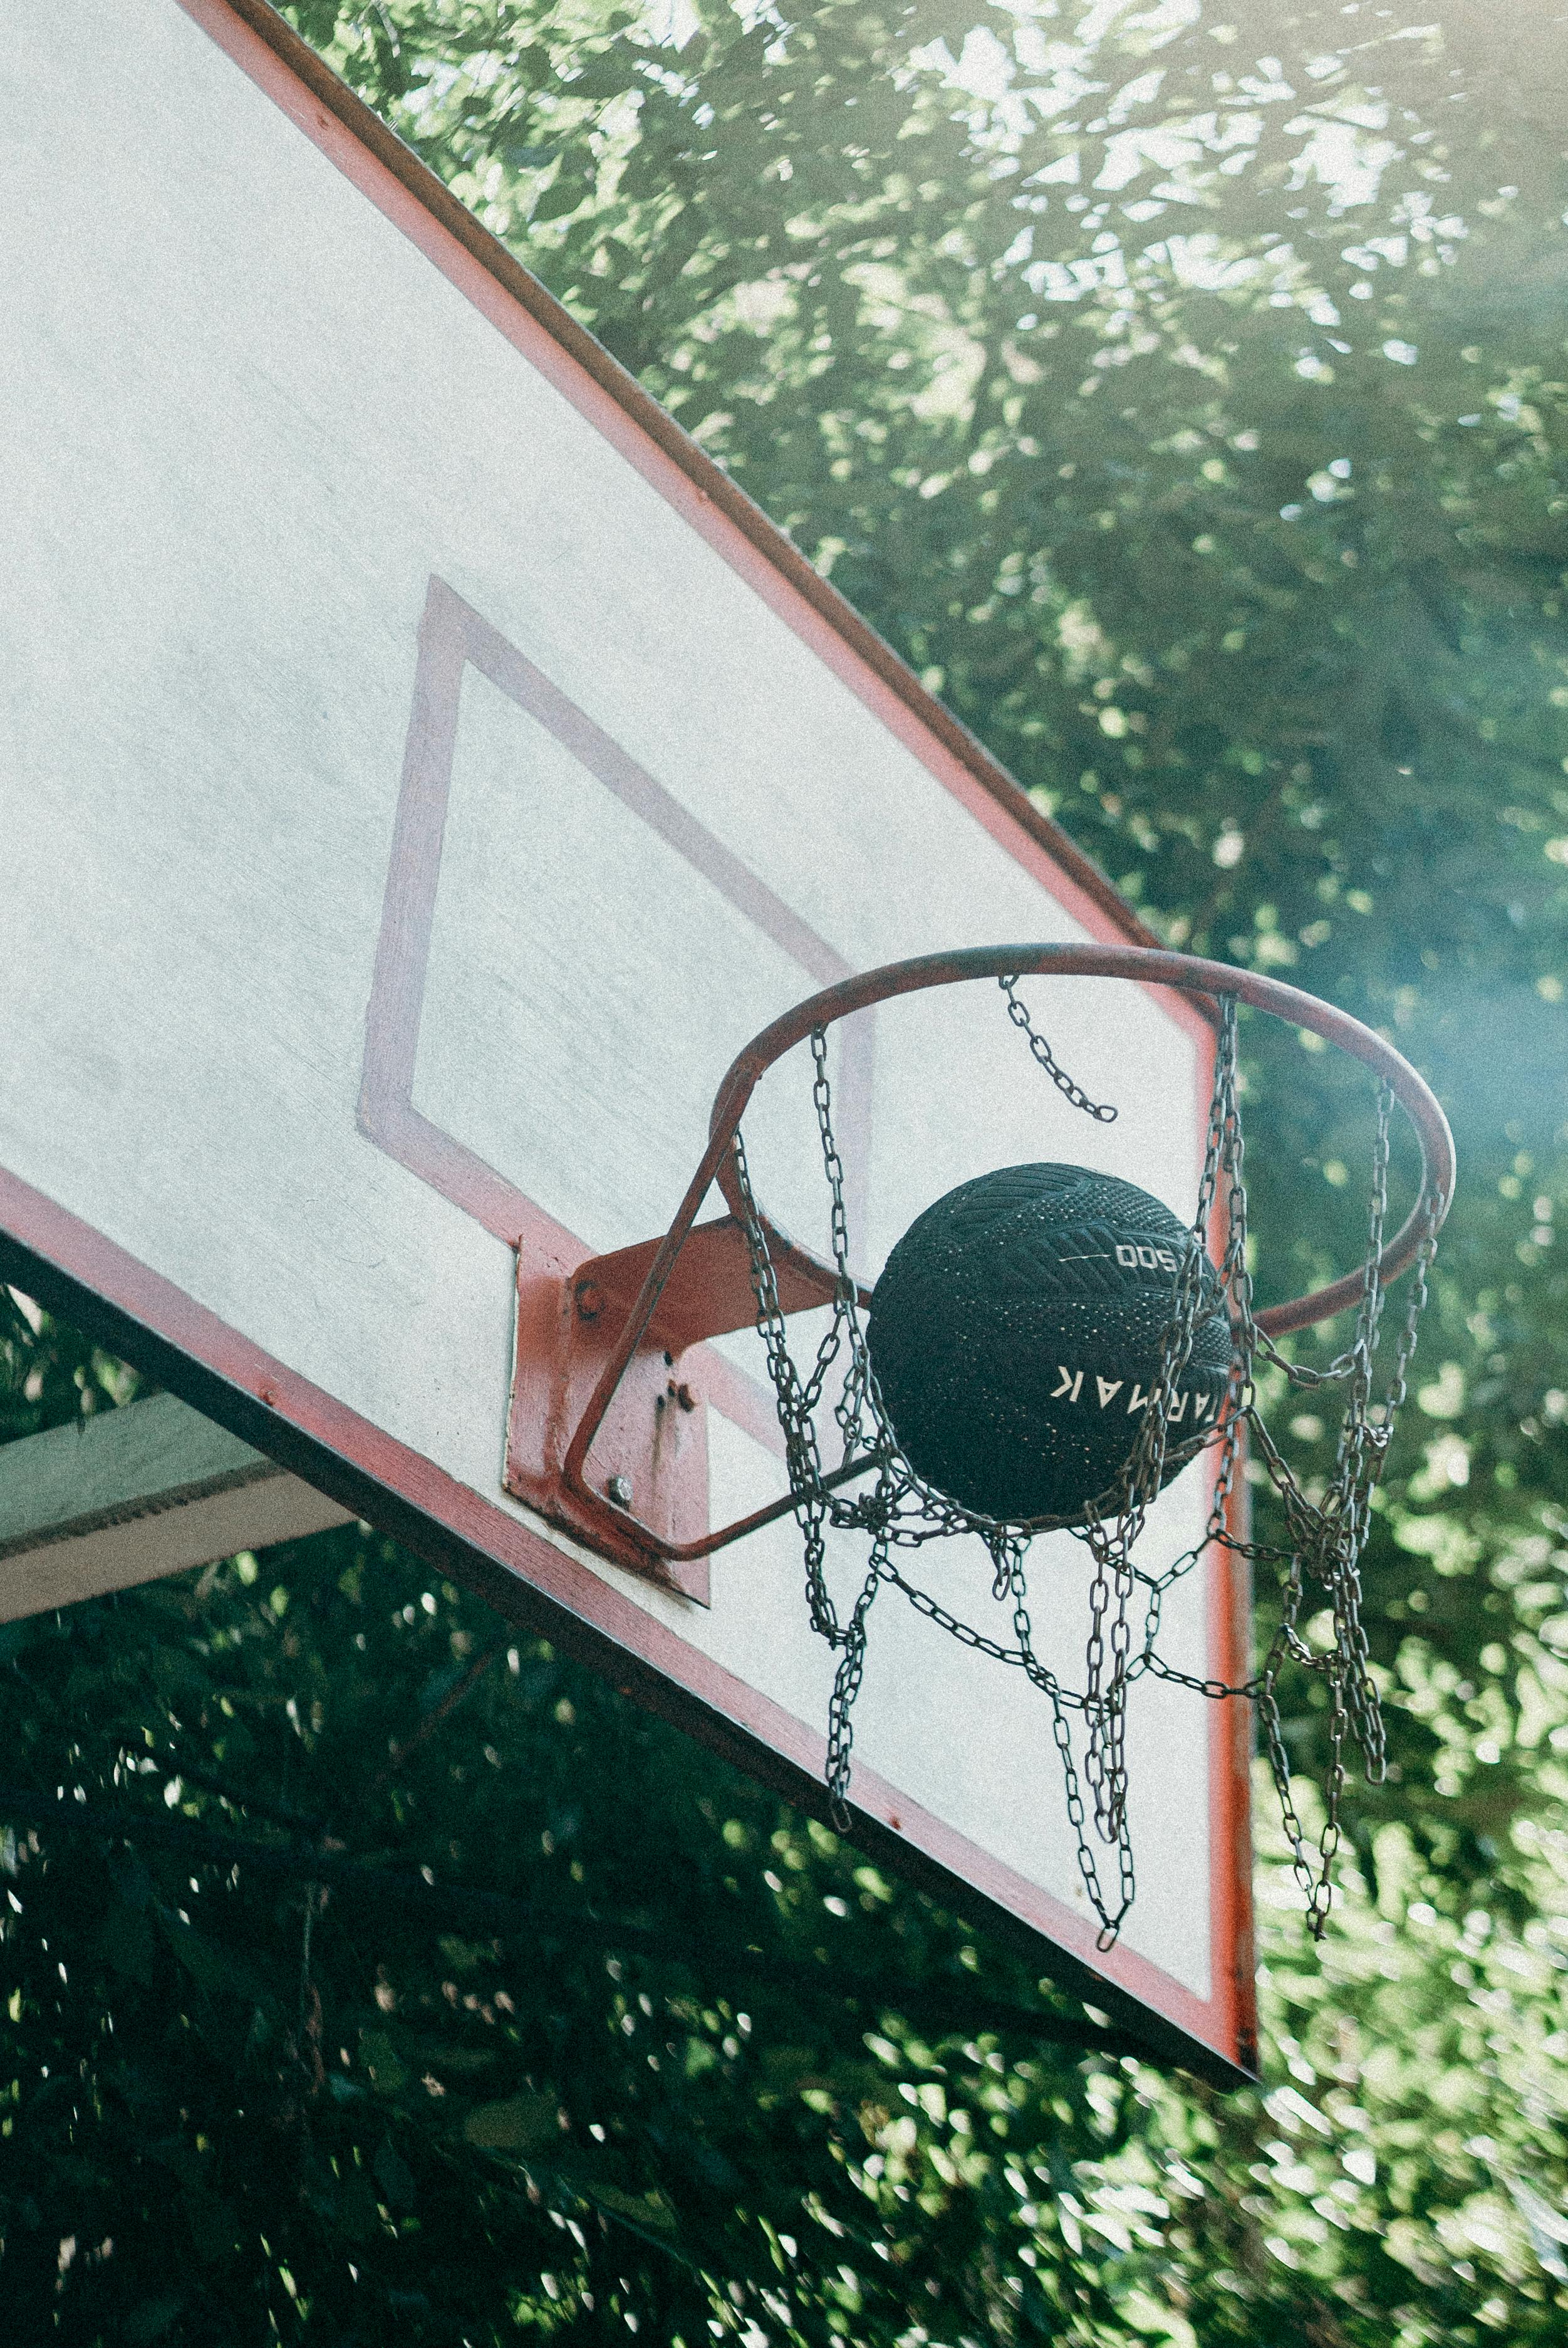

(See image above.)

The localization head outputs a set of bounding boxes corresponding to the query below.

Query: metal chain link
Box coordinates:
[727,984,1445,1948]
[999,976,1119,1122]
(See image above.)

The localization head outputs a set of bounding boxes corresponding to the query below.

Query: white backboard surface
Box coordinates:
[0,0,1253,2075]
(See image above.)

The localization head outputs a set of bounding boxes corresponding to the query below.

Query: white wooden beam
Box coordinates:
[0,1392,354,1621]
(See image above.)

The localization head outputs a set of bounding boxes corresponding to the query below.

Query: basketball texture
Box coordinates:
[865,1164,1231,1523]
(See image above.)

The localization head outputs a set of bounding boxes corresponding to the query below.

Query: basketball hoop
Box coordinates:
[553,945,1455,1946]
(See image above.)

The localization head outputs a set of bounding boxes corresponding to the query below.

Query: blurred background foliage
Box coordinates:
[4,0,1568,2336]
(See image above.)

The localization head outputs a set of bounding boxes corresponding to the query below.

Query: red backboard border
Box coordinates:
[0,0,1257,2082]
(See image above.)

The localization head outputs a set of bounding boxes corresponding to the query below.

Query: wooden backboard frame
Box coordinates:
[0,0,1256,2082]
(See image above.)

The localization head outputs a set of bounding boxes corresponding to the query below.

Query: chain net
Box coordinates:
[729,983,1445,1948]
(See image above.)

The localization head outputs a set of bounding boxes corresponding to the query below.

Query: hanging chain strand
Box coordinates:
[998,976,1119,1122]
[727,986,1444,1949]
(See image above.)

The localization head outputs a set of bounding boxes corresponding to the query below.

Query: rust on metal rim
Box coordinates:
[711,945,1456,1335]
[563,944,1455,1563]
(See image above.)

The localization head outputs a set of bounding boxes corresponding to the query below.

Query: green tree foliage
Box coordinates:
[5,0,1568,2336]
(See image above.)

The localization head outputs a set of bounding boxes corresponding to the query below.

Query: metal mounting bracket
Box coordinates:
[502,1212,839,1602]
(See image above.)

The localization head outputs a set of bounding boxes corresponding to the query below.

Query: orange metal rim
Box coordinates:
[707,944,1456,1340]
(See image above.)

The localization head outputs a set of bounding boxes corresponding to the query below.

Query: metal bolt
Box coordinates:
[606,1474,633,1508]
[576,1280,603,1322]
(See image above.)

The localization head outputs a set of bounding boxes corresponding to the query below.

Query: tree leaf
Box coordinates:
[462,2090,561,2152]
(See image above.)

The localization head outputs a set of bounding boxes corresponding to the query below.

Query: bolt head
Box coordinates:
[606,1474,633,1508]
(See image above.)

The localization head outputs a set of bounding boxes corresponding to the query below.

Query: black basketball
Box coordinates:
[865,1164,1231,1523]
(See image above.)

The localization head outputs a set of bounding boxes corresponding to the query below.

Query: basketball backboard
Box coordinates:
[0,0,1253,2077]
